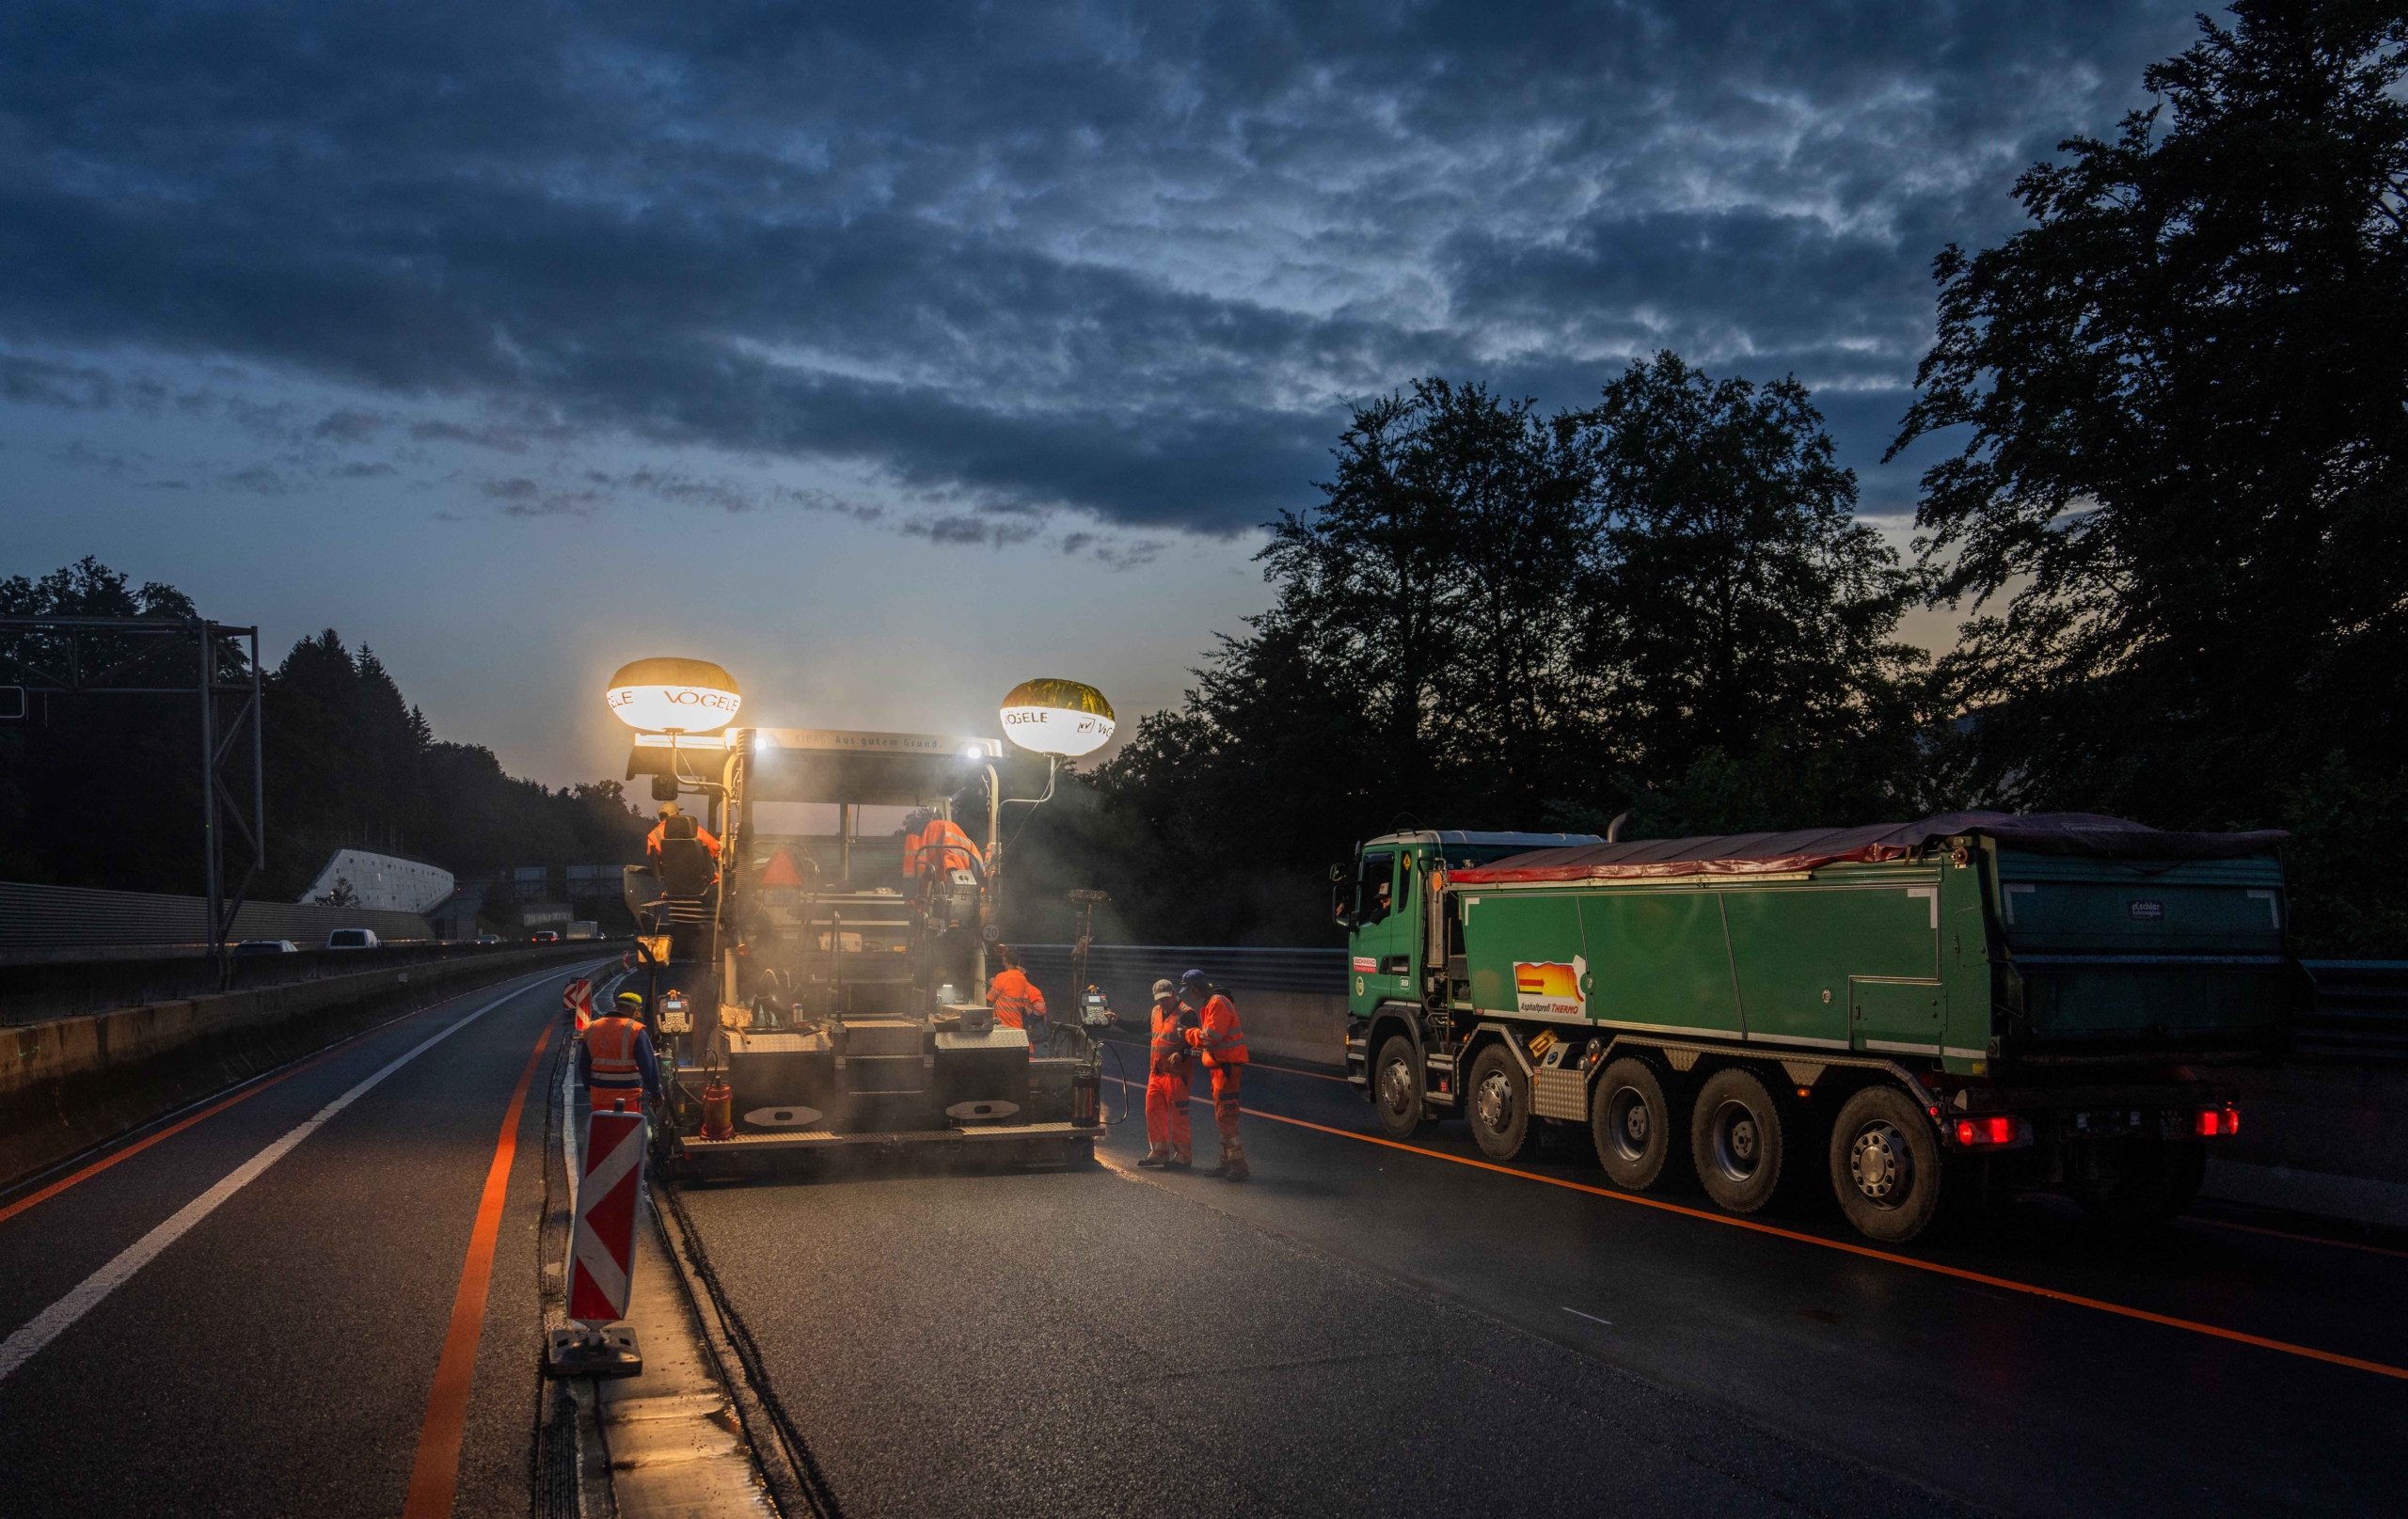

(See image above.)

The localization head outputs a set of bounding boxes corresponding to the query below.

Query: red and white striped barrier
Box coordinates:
[566,1106,646,1326]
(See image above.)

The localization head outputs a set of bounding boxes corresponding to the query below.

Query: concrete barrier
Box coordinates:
[0,942,604,1190]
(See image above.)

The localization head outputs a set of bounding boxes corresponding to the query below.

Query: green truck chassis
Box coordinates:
[1339,821,2296,1242]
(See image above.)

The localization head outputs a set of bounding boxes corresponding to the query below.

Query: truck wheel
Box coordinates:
[1691,1068,1784,1213]
[2075,1139,2207,1226]
[1830,1085,1944,1242]
[1372,1035,1428,1141]
[1466,1044,1535,1162]
[1592,1057,1674,1190]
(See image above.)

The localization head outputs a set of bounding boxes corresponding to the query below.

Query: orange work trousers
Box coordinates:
[1209,1066,1244,1163]
[1146,1069,1193,1162]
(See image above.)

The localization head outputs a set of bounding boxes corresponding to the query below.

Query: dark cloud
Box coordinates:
[0,0,2202,532]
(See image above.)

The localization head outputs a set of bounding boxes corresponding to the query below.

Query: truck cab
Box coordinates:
[1339,831,1602,1021]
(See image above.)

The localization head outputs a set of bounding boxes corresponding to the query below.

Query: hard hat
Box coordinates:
[1151,978,1176,1000]
[616,990,645,1007]
[658,799,681,815]
[1180,969,1208,987]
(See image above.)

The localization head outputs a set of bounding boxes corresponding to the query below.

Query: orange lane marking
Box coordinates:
[2188,1215,2408,1262]
[1238,1105,2408,1384]
[403,1019,556,1519]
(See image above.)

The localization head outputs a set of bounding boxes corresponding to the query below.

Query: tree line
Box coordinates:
[1012,2,2408,957]
[0,557,647,911]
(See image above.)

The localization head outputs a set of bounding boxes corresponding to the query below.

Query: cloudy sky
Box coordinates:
[1,0,2203,783]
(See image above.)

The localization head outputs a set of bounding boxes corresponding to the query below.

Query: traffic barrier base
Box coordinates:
[545,1323,641,1378]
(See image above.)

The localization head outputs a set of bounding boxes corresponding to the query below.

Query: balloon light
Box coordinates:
[606,657,742,733]
[998,678,1115,758]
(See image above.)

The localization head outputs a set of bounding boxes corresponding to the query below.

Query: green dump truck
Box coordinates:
[1339,815,2298,1242]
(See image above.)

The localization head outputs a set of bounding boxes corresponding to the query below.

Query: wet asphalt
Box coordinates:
[670,1043,2408,1519]
[0,965,593,1517]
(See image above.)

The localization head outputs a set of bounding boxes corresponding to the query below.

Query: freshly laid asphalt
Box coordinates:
[673,1042,2408,1519]
[0,964,594,1517]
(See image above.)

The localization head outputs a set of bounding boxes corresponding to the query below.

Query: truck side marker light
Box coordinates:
[1210,1100,2408,1384]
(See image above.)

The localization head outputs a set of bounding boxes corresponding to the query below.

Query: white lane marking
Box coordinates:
[0,979,539,1386]
[1561,1306,1612,1327]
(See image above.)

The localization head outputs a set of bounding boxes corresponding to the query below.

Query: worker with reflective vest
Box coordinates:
[1177,969,1248,1180]
[579,991,664,1109]
[562,975,594,1032]
[1139,978,1195,1169]
[986,944,1046,1042]
[903,817,984,879]
[644,799,721,862]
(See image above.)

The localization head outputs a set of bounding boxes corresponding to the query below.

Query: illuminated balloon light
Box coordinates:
[998,678,1116,757]
[606,657,743,732]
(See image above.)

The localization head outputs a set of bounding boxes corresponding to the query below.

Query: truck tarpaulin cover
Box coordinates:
[1449,812,2289,885]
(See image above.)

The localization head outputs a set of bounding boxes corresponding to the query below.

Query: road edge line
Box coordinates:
[1238,1104,2408,1384]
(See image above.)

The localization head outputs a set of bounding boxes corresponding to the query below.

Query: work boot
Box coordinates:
[1222,1160,1250,1182]
[1168,1150,1193,1170]
[1137,1149,1168,1168]
[1204,1161,1229,1177]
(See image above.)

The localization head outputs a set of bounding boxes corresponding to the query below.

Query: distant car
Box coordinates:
[531,930,561,942]
[233,939,300,957]
[477,932,503,944]
[325,928,382,950]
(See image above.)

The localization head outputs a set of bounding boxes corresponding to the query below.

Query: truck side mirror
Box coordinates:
[1331,880,1356,930]
[650,775,679,802]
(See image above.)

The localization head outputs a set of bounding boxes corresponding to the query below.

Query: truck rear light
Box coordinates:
[2195,1105,2240,1138]
[1952,1115,2029,1148]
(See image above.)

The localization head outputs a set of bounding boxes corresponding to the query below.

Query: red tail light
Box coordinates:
[2196,1105,2240,1138]
[1953,1115,2024,1147]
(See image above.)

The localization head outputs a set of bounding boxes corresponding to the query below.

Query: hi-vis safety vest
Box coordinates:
[585,1017,644,1087]
[905,819,984,878]
[1185,993,1247,1068]
[988,968,1044,1031]
[1149,1004,1192,1077]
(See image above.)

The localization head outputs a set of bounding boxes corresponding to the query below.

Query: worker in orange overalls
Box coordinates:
[644,799,721,862]
[579,992,664,1111]
[1139,977,1195,1169]
[903,816,984,881]
[1176,969,1248,1180]
[986,944,1047,1045]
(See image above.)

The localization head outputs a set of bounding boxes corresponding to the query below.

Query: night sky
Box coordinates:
[1,2,2201,783]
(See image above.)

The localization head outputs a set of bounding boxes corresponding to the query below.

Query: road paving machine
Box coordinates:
[622,726,1107,1175]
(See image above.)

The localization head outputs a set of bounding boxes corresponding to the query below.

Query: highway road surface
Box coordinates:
[0,965,591,1517]
[8,984,2402,1518]
[669,1039,2407,1519]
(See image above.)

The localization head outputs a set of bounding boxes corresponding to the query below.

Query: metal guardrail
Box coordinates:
[2297,961,2408,1064]
[0,939,608,1026]
[1015,946,2408,1064]
[1014,943,1346,998]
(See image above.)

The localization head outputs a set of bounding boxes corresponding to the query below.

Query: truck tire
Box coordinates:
[1691,1068,1784,1214]
[1830,1084,1944,1242]
[2074,1139,2208,1226]
[1372,1035,1428,1141]
[1466,1044,1535,1162]
[1592,1057,1675,1191]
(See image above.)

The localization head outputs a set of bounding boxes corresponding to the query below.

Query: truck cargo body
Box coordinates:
[1341,816,2297,1241]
